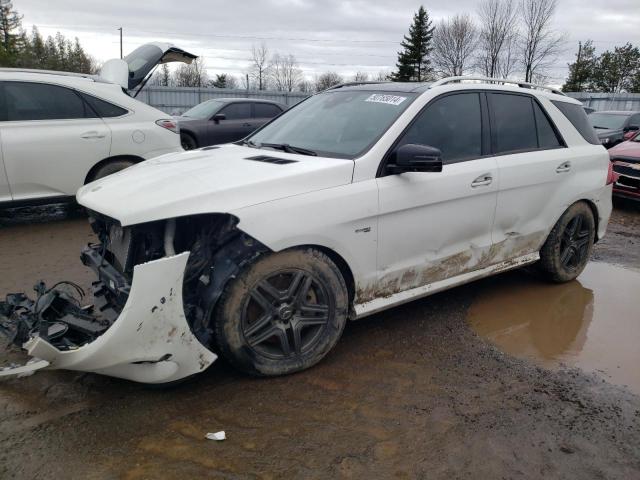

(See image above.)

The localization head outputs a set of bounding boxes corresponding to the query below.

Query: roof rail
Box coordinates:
[327,81,385,90]
[0,67,102,81]
[430,76,566,96]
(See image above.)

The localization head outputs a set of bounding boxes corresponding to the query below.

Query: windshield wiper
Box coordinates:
[259,142,317,156]
[239,139,258,148]
[592,126,608,129]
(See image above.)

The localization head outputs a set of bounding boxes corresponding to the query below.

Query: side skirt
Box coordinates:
[353,252,539,319]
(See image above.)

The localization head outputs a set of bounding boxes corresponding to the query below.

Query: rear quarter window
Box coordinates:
[80,93,128,117]
[551,100,600,145]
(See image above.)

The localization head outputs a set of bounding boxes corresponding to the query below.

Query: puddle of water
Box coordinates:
[469,262,640,395]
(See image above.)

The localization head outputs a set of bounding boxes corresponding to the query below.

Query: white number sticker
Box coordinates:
[365,93,407,105]
[365,94,407,106]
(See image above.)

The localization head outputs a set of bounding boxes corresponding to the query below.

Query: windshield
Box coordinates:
[247,90,417,158]
[589,113,628,130]
[182,100,223,119]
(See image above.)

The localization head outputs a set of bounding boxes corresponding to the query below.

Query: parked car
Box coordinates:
[583,106,595,115]
[588,110,640,148]
[0,76,613,384]
[0,42,195,206]
[608,131,640,201]
[176,98,287,150]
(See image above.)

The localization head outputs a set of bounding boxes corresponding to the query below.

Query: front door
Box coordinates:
[0,81,111,201]
[375,92,498,297]
[209,102,255,144]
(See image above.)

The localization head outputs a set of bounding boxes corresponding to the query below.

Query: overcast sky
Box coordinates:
[15,0,640,86]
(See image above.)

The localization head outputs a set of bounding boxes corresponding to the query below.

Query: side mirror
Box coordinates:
[391,144,443,173]
[212,113,226,123]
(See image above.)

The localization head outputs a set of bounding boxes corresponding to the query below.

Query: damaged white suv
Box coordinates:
[0,77,614,384]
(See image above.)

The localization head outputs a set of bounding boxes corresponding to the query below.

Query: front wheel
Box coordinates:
[538,202,595,283]
[213,248,349,376]
[181,133,197,150]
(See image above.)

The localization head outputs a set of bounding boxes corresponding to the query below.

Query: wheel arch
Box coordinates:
[84,155,145,184]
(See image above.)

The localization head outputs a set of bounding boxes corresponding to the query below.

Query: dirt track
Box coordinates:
[0,200,639,479]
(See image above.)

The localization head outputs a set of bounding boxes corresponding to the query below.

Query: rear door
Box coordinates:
[489,92,569,259]
[253,102,283,129]
[208,102,254,144]
[0,81,111,201]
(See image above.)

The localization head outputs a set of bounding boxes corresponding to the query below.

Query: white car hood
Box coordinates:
[77,145,355,226]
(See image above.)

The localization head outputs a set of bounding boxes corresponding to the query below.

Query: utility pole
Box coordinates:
[118,27,123,59]
[576,41,582,91]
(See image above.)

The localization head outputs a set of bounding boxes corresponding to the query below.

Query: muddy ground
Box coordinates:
[0,200,639,479]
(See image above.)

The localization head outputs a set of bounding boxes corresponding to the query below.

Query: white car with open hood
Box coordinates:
[0,77,614,384]
[0,43,196,206]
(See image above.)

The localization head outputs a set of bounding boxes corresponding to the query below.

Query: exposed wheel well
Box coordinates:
[581,199,600,243]
[84,155,145,184]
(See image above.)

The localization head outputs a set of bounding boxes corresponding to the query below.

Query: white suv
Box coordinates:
[0,77,614,384]
[0,43,195,206]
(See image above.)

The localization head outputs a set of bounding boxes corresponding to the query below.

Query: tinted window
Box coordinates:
[220,103,251,120]
[81,93,127,117]
[489,93,537,154]
[398,93,482,163]
[254,103,282,118]
[533,102,562,149]
[629,114,640,128]
[552,100,600,145]
[4,82,89,121]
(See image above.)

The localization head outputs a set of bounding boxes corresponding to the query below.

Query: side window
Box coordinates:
[219,103,251,120]
[533,102,563,149]
[4,82,90,121]
[488,93,537,154]
[551,100,600,145]
[254,103,282,118]
[80,92,128,117]
[398,93,482,164]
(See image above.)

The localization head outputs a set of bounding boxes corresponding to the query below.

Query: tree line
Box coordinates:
[0,0,96,73]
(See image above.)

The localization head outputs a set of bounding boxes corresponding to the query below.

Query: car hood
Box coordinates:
[595,128,621,138]
[77,145,355,226]
[609,140,640,159]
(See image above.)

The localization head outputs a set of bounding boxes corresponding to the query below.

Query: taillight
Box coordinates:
[155,119,179,134]
[606,161,619,185]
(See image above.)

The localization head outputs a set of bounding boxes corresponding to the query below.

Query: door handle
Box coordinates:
[471,174,493,187]
[81,131,106,139]
[556,161,572,173]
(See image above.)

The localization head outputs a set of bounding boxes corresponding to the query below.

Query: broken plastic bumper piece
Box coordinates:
[0,252,217,384]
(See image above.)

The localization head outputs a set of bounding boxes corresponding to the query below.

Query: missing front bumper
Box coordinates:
[0,252,217,384]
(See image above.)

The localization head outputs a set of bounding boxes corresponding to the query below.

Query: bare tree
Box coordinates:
[173,57,208,87]
[249,42,270,90]
[518,0,564,82]
[353,71,369,82]
[432,14,477,77]
[270,53,302,91]
[314,71,343,92]
[298,78,314,93]
[375,70,391,81]
[477,0,518,78]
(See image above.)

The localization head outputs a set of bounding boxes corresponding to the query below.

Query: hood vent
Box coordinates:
[245,155,298,165]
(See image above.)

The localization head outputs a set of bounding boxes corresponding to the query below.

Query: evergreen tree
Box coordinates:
[0,0,22,65]
[391,6,435,82]
[562,41,597,92]
[212,73,229,88]
[592,44,640,93]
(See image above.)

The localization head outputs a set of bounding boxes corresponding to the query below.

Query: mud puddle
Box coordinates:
[469,262,640,394]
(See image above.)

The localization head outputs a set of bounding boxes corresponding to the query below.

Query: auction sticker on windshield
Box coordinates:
[365,94,407,106]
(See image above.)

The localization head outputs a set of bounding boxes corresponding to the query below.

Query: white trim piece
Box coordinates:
[354,253,540,319]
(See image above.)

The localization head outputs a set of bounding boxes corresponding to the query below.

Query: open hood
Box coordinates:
[100,42,197,90]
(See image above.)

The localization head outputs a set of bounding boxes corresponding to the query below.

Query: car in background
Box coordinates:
[583,106,595,115]
[0,42,195,206]
[176,98,287,150]
[608,131,640,201]
[588,110,640,148]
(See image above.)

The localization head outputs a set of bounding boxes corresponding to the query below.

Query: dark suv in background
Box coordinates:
[588,110,640,148]
[176,98,286,150]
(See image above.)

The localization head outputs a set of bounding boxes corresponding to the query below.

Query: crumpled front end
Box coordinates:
[0,251,217,384]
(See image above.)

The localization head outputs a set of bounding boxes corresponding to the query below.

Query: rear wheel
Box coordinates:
[181,133,197,150]
[91,159,135,181]
[538,202,595,283]
[213,248,348,376]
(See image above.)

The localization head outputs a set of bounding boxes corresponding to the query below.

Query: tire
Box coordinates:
[91,160,135,181]
[538,202,595,283]
[181,133,197,150]
[213,248,349,377]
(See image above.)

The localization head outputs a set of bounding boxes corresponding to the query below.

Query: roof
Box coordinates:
[328,81,431,93]
[0,67,104,82]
